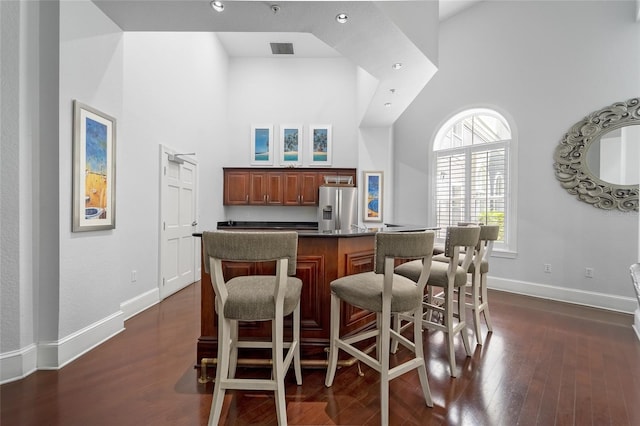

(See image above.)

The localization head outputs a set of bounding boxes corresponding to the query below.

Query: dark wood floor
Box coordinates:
[2,282,639,426]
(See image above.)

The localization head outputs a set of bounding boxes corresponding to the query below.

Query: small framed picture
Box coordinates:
[308,124,332,166]
[250,124,274,165]
[363,171,383,222]
[72,100,117,232]
[279,124,303,166]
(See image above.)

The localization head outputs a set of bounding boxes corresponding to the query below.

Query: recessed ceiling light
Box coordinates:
[336,13,348,24]
[392,63,403,70]
[210,1,224,12]
[384,102,392,107]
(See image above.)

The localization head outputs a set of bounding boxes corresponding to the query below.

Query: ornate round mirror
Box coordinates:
[553,98,639,211]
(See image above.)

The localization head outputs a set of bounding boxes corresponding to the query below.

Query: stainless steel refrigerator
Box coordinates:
[318,185,358,232]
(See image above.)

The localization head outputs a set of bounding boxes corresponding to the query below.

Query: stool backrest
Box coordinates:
[443,226,480,258]
[202,231,298,276]
[374,231,435,274]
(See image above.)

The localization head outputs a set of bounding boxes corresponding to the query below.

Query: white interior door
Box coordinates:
[160,146,198,300]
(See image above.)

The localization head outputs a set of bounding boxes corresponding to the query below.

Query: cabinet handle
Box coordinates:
[245,194,249,203]
[300,195,304,203]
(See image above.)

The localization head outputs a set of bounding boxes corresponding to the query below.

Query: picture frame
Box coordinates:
[363,171,383,222]
[72,100,116,232]
[279,124,303,166]
[308,124,332,166]
[250,124,274,165]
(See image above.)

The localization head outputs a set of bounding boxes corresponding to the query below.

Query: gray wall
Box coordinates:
[394,0,640,310]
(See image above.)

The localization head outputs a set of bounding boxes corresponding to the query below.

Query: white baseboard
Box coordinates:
[37,310,125,370]
[489,276,638,314]
[1,288,160,383]
[120,287,159,321]
[633,309,640,342]
[0,344,37,385]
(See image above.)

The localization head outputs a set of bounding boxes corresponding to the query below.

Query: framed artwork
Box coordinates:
[279,124,303,166]
[250,124,274,165]
[72,100,116,232]
[363,171,383,222]
[309,124,332,166]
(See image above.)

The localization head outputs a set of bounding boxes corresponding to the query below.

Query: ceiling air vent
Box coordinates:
[270,42,294,55]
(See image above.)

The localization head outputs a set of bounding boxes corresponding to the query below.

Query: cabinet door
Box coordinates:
[224,170,250,205]
[249,172,283,205]
[265,173,284,205]
[298,172,318,205]
[284,172,318,206]
[248,172,267,205]
[283,173,302,206]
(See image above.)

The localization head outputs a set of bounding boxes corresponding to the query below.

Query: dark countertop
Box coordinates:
[192,222,434,238]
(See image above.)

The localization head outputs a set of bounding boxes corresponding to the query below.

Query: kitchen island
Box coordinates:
[195,222,428,372]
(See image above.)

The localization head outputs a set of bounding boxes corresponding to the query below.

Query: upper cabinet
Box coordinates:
[283,171,318,206]
[249,171,283,205]
[223,168,356,206]
[224,170,251,205]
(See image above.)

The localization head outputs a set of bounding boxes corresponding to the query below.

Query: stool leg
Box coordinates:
[209,316,231,426]
[293,303,302,386]
[390,313,404,354]
[229,320,239,377]
[481,273,493,333]
[472,272,484,345]
[325,293,340,387]
[413,305,433,407]
[272,314,288,426]
[380,302,391,426]
[444,285,457,378]
[458,285,472,356]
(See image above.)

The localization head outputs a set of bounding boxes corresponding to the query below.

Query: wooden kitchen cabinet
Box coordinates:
[249,171,283,205]
[283,171,318,206]
[317,169,357,187]
[223,169,251,205]
[223,167,357,206]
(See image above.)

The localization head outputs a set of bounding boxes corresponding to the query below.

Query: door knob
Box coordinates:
[191,221,198,226]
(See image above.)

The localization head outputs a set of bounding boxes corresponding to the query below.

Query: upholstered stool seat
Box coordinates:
[395,260,469,288]
[330,271,423,313]
[223,275,302,320]
[432,254,489,274]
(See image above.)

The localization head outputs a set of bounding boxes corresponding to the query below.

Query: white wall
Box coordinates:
[50,0,124,368]
[2,0,232,381]
[1,0,60,381]
[121,31,228,303]
[1,0,25,372]
[358,127,394,225]
[394,0,640,312]
[223,57,359,223]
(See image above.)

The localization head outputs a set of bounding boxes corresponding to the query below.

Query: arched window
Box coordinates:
[432,108,515,252]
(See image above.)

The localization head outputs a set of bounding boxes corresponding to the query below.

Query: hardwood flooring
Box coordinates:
[2,282,639,425]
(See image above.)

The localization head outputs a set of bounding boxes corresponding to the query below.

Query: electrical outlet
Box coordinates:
[131,270,137,282]
[585,267,594,278]
[544,264,552,273]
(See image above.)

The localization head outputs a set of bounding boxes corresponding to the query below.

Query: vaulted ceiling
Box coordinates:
[92,1,478,126]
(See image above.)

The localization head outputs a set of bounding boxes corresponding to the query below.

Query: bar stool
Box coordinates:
[325,231,435,425]
[395,225,480,377]
[202,231,303,426]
